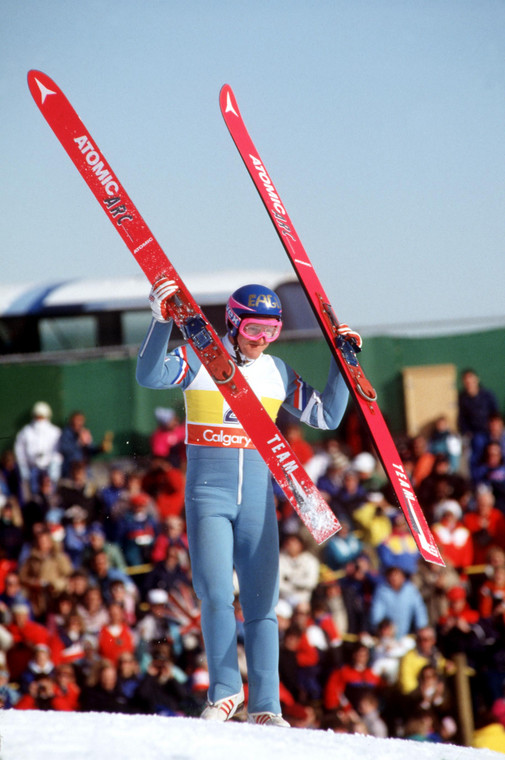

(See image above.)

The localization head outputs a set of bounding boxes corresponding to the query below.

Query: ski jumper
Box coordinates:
[136,319,349,713]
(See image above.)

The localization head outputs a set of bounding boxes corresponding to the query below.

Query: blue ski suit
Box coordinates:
[136,319,349,713]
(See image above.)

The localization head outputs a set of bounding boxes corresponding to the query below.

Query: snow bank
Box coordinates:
[0,711,501,760]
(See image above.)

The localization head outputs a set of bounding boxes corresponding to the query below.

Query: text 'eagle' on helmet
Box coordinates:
[226,284,282,337]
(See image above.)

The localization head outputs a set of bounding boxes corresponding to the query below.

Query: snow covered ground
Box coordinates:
[0,711,501,760]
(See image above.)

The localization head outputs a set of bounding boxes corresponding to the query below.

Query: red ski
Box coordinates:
[220,84,444,566]
[26,70,341,544]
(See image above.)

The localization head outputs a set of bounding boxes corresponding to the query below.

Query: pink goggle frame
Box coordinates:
[238,317,282,343]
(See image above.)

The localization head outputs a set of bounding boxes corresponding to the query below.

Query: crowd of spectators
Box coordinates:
[1,373,505,752]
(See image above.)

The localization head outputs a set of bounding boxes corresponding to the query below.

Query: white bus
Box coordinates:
[0,270,319,360]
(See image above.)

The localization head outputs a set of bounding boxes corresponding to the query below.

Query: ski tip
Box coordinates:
[27,69,44,84]
[27,70,58,106]
[220,84,240,119]
[423,550,446,568]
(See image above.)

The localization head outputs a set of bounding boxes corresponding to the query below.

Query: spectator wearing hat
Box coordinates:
[431,500,474,571]
[14,401,62,501]
[63,505,91,568]
[58,410,113,479]
[19,642,55,693]
[6,601,56,681]
[275,598,293,642]
[135,588,185,668]
[116,492,159,567]
[188,652,210,712]
[370,566,428,639]
[464,486,505,565]
[352,451,385,493]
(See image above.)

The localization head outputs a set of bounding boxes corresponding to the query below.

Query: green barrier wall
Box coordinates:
[1,328,503,458]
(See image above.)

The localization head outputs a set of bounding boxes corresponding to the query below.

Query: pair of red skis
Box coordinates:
[27,71,444,565]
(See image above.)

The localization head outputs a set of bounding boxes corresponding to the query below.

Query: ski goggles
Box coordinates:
[238,317,282,343]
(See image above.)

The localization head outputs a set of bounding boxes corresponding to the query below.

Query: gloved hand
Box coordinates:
[337,323,363,351]
[149,277,178,322]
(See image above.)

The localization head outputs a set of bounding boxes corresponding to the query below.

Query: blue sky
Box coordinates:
[2,0,505,331]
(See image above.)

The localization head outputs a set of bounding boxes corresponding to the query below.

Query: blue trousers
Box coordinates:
[185,446,281,714]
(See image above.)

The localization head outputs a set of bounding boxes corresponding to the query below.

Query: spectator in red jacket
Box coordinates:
[53,662,80,710]
[432,500,474,570]
[464,486,505,565]
[15,672,73,711]
[97,601,135,665]
[142,458,185,520]
[6,601,59,681]
[324,642,383,712]
[478,565,505,619]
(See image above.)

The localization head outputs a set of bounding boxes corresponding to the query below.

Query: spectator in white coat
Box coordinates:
[14,402,62,501]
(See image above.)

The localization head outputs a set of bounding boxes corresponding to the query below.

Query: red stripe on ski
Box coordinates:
[220,84,444,567]
[27,70,340,544]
